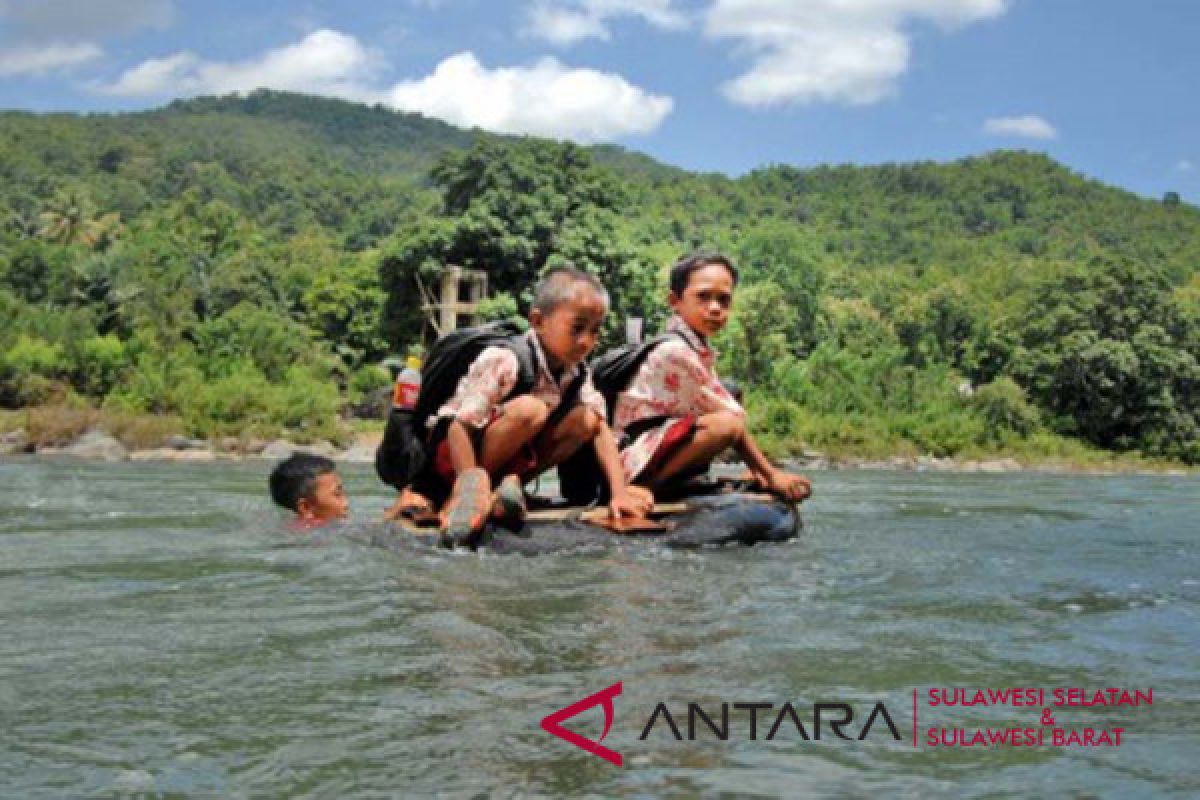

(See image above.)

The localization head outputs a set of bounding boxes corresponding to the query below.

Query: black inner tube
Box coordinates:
[374,491,801,556]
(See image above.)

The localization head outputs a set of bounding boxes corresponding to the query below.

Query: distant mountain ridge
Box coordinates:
[162,91,687,181]
[2,89,1195,252]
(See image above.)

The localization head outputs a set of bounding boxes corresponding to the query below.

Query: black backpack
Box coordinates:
[375,321,585,490]
[557,331,689,504]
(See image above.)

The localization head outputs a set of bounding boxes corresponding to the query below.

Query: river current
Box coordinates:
[1,458,1196,798]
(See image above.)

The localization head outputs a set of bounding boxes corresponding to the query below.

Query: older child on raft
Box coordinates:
[614,253,812,501]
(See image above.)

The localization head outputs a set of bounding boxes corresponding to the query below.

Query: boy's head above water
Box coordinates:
[529,266,609,370]
[268,453,348,523]
[668,252,740,339]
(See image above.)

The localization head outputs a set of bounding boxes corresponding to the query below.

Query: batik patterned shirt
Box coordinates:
[431,329,606,429]
[613,314,744,481]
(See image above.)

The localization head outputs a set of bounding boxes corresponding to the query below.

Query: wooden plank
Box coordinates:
[525,501,689,523]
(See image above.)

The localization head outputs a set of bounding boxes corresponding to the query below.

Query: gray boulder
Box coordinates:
[130,448,217,462]
[0,428,30,455]
[165,434,208,451]
[260,439,338,461]
[62,430,128,462]
[260,439,297,460]
[302,440,338,458]
[337,442,377,463]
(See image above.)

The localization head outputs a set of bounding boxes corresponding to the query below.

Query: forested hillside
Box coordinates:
[2,90,1196,462]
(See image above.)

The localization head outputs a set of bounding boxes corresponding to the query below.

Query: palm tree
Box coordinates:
[70,255,142,336]
[37,188,122,250]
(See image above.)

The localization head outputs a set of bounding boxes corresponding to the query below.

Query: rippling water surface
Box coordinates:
[1,458,1197,798]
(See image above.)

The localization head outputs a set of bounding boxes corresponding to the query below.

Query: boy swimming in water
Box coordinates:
[613,252,811,502]
[269,452,349,526]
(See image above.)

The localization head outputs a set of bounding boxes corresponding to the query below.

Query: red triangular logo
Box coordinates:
[540,681,623,766]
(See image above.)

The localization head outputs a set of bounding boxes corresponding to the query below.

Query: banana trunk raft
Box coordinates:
[372,483,801,555]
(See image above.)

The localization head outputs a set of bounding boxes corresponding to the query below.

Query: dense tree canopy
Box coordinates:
[380,138,658,347]
[1,90,1197,460]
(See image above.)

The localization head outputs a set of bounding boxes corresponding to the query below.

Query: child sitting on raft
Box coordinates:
[269,452,349,526]
[390,267,653,545]
[614,253,812,502]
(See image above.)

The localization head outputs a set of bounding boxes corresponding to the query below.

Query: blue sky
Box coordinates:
[1,0,1196,202]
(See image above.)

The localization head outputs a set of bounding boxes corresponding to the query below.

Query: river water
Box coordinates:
[1,458,1197,798]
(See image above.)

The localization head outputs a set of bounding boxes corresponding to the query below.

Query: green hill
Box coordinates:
[2,90,1196,463]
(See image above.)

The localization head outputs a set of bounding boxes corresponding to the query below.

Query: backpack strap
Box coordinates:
[546,364,589,428]
[635,329,691,367]
[667,328,701,351]
[509,331,589,429]
[502,332,538,399]
[621,413,673,444]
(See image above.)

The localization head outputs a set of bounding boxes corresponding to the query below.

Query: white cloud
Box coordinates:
[983,115,1057,140]
[385,52,673,141]
[95,32,672,142]
[1177,160,1195,173]
[528,6,609,45]
[99,51,200,95]
[526,0,688,46]
[0,0,173,40]
[0,42,103,77]
[98,29,383,99]
[0,0,170,77]
[704,0,1008,107]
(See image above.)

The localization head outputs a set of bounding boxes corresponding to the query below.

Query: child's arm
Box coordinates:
[593,418,654,518]
[444,347,519,429]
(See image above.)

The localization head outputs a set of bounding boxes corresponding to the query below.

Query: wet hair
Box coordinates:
[269,453,337,511]
[668,252,739,296]
[532,265,610,315]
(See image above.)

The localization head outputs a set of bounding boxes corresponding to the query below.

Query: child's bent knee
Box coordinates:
[506,396,550,428]
[558,405,601,442]
[705,411,745,444]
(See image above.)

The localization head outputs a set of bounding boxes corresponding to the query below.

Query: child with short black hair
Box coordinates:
[390,266,652,545]
[614,252,811,502]
[269,453,349,525]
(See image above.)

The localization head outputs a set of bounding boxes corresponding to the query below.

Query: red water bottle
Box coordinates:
[393,356,422,410]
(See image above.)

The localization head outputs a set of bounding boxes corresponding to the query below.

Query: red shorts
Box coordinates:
[637,414,698,481]
[431,410,540,486]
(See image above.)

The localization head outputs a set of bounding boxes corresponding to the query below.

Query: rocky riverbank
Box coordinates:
[1,425,1192,476]
[0,427,382,465]
[781,453,1192,476]
[787,453,1025,473]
